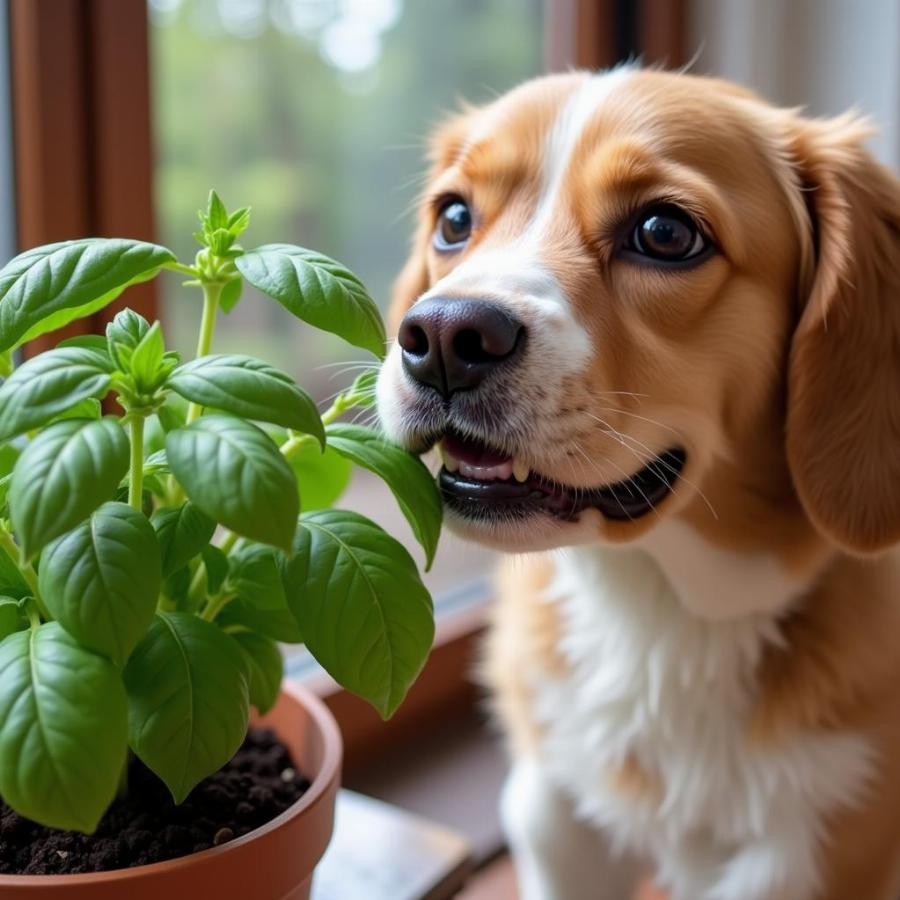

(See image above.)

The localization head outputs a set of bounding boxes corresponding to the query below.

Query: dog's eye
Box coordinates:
[434,200,472,250]
[630,204,708,262]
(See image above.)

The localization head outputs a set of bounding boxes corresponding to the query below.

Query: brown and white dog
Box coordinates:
[376,68,900,900]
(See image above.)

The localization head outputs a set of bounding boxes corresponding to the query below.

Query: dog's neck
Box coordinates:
[639,419,833,622]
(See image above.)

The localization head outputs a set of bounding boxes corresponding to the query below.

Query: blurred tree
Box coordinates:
[150,0,543,398]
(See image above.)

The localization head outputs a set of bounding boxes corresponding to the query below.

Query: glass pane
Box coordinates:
[149,0,544,596]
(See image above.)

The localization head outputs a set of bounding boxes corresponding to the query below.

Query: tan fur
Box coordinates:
[390,69,900,898]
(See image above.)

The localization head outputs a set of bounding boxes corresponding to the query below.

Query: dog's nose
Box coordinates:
[398,297,525,396]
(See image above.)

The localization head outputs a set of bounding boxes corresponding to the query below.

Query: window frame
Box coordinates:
[6,0,684,766]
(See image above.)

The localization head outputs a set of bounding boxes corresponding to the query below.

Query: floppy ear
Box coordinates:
[785,114,900,554]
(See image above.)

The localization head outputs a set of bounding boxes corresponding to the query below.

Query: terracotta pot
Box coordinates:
[0,682,342,899]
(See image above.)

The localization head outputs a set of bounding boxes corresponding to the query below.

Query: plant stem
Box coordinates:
[0,527,49,620]
[188,529,240,612]
[185,281,223,425]
[128,415,145,510]
[162,261,200,279]
[116,750,132,802]
[280,433,316,462]
[200,591,232,623]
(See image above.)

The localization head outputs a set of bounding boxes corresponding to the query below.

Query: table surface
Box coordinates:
[312,790,474,900]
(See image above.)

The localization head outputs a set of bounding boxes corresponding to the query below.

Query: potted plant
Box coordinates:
[0,192,441,898]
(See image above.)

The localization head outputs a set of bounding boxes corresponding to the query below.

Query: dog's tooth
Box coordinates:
[438,443,459,473]
[513,458,529,482]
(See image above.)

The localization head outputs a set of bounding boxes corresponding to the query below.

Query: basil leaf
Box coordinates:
[9,418,130,560]
[123,612,249,803]
[219,277,242,314]
[166,415,298,552]
[326,424,442,569]
[229,630,282,715]
[169,355,324,445]
[0,597,25,640]
[106,308,150,369]
[235,244,386,358]
[39,502,161,667]
[201,545,229,596]
[151,501,216,577]
[283,510,434,718]
[0,623,127,832]
[0,239,175,351]
[0,542,29,598]
[128,321,166,391]
[229,543,286,611]
[50,397,102,424]
[291,441,351,511]
[218,599,304,643]
[0,348,113,442]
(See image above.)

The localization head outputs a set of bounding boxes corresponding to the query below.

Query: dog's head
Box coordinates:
[377,69,900,555]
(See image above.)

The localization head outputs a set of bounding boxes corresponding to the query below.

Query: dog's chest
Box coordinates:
[528,544,873,897]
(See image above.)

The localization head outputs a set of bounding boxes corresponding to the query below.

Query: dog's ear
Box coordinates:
[785,114,900,554]
[388,109,477,334]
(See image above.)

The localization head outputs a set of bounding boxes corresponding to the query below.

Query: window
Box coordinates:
[0,1,15,264]
[148,0,544,599]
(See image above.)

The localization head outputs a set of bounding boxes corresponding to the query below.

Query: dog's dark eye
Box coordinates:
[630,204,708,262]
[434,200,472,250]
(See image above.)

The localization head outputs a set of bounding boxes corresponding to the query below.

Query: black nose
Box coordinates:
[398,297,525,396]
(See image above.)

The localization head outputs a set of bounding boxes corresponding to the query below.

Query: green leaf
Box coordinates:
[169,355,324,445]
[0,543,29,598]
[342,369,378,409]
[219,277,243,314]
[123,612,249,803]
[0,597,26,640]
[218,599,304,643]
[106,308,149,369]
[9,418,130,560]
[57,334,111,354]
[201,545,229,595]
[229,631,282,715]
[0,239,175,352]
[151,501,216,577]
[0,444,19,478]
[229,543,286,611]
[128,321,166,390]
[39,502,161,667]
[326,424,442,569]
[207,190,228,229]
[166,415,298,552]
[291,441,352,510]
[0,623,127,832]
[0,347,113,442]
[50,396,102,424]
[235,244,386,358]
[283,510,434,718]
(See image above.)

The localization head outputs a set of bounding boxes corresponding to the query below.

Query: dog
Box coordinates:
[376,67,900,900]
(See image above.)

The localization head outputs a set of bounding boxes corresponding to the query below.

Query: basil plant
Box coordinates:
[0,192,440,833]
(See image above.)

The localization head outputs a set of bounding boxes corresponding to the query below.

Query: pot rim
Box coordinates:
[0,680,342,886]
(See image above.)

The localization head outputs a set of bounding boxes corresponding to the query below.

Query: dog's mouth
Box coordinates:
[436,430,686,522]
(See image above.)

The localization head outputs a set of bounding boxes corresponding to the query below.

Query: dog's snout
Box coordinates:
[398,297,525,396]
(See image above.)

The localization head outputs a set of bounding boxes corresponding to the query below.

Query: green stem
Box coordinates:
[116,750,132,802]
[185,281,223,425]
[163,260,201,279]
[0,528,48,620]
[188,529,240,612]
[200,591,232,623]
[280,433,316,462]
[128,415,145,510]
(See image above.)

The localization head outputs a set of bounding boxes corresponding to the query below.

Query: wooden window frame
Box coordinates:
[7,0,684,770]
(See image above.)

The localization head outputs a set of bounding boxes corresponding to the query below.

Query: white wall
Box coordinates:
[688,0,900,167]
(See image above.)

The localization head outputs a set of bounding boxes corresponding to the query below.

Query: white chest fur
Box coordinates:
[529,538,874,900]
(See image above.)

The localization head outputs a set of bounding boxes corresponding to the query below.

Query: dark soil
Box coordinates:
[0,727,310,875]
